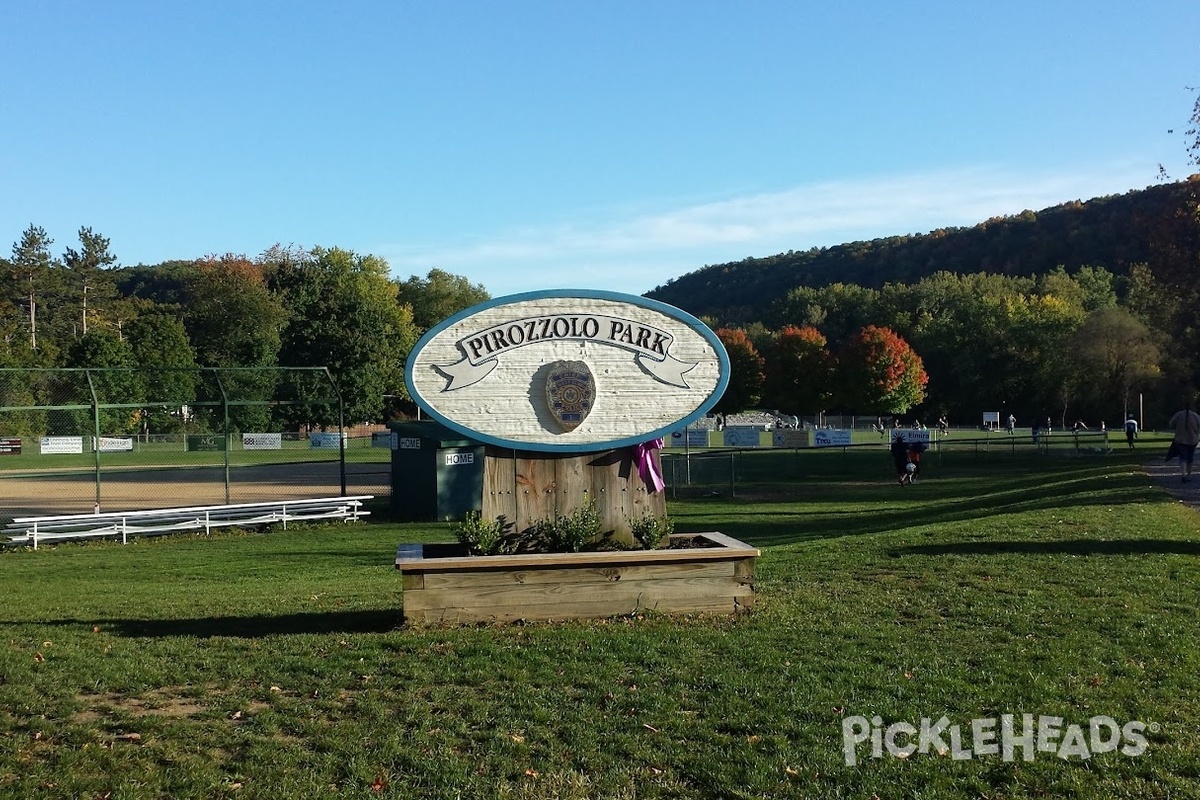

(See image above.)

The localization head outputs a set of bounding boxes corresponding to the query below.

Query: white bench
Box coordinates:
[3,496,373,549]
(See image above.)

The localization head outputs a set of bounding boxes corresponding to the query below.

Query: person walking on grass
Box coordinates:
[1124,415,1138,449]
[1168,401,1200,483]
[891,433,913,486]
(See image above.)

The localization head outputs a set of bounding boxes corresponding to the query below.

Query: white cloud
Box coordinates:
[380,162,1157,297]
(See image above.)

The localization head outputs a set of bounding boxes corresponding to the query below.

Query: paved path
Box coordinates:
[1144,458,1200,510]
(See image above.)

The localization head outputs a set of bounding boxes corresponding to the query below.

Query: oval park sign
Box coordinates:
[405,289,730,452]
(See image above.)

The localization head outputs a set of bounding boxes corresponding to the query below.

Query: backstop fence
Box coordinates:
[0,367,391,523]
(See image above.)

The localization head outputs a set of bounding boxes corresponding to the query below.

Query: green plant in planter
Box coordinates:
[453,511,515,556]
[529,503,602,553]
[630,513,674,550]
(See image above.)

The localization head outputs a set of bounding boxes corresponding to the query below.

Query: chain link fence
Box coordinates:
[0,367,391,522]
[661,430,1115,497]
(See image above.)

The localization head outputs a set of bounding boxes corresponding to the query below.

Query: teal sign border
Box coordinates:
[405,289,730,453]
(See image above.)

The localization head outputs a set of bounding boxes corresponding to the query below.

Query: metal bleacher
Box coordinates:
[3,496,373,549]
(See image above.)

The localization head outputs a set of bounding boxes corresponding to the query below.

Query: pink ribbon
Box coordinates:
[634,437,666,493]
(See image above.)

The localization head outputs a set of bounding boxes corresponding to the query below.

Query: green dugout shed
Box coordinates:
[387,420,485,522]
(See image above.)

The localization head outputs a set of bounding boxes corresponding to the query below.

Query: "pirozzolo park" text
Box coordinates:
[460,314,673,363]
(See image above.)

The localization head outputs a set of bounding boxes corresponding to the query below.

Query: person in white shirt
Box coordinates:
[1167,402,1200,483]
[1123,416,1138,449]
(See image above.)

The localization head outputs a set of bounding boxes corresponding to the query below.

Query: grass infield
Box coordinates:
[1,445,1198,799]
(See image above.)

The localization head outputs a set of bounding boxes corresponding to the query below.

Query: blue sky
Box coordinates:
[2,1,1197,298]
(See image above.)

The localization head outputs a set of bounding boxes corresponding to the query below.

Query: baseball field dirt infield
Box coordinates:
[0,460,389,518]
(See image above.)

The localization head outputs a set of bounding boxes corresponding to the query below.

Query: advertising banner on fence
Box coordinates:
[242,433,282,450]
[0,437,21,455]
[309,432,347,449]
[813,429,853,447]
[890,429,931,445]
[773,429,811,448]
[665,427,711,448]
[96,437,134,452]
[186,434,226,452]
[723,427,763,448]
[40,436,84,454]
[371,432,392,448]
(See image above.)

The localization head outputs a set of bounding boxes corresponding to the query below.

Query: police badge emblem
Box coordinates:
[545,361,595,432]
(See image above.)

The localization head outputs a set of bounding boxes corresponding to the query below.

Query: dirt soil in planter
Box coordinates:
[666,534,717,549]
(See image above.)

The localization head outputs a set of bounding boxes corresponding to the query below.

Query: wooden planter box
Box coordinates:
[396,532,758,625]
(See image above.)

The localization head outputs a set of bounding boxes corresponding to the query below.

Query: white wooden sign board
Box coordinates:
[405,290,730,453]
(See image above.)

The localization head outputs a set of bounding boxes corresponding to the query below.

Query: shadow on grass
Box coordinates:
[675,462,1173,547]
[888,538,1200,558]
[26,609,403,639]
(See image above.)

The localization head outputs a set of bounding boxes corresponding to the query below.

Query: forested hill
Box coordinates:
[645,179,1193,324]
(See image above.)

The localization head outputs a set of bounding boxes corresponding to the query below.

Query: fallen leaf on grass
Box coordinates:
[33,653,44,663]
[113,733,142,742]
[747,735,762,744]
[92,626,101,633]
[370,774,388,793]
[785,766,799,777]
[524,769,538,778]
[643,724,659,733]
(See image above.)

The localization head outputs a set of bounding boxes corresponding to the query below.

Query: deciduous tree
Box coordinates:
[61,329,142,435]
[762,325,833,415]
[713,328,765,414]
[395,268,490,331]
[271,247,419,425]
[125,313,199,433]
[838,325,927,414]
[1069,307,1161,421]
[183,254,285,431]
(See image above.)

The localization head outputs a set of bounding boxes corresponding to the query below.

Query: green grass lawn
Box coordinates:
[1,447,1198,799]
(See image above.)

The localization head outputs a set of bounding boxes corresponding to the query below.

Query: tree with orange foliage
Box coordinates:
[714,327,765,414]
[838,325,928,414]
